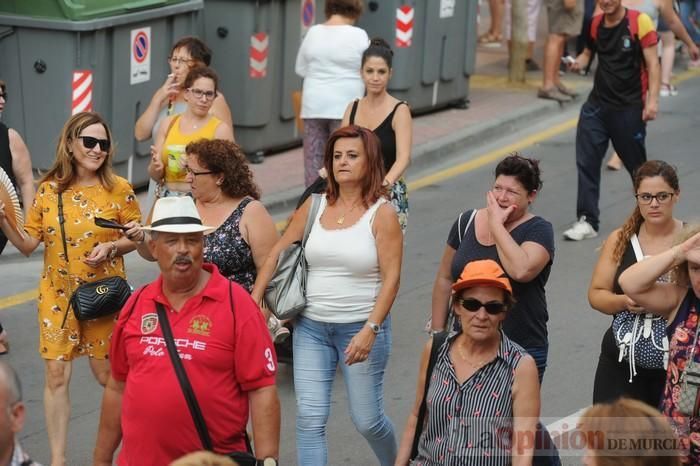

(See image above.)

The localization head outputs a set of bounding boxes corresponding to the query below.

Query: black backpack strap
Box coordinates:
[156,302,214,450]
[410,331,449,460]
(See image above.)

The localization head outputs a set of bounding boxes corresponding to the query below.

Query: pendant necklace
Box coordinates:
[337,199,360,225]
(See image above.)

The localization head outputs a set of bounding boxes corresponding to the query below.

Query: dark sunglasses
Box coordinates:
[0,92,6,100]
[78,135,111,152]
[454,297,507,315]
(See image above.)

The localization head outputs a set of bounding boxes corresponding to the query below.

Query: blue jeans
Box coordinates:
[524,345,549,383]
[293,315,396,466]
[575,101,646,231]
[680,0,700,44]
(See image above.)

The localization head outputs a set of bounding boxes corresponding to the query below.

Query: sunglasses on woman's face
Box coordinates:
[454,297,507,315]
[78,135,111,152]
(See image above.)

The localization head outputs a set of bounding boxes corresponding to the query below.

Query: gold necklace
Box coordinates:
[456,344,493,370]
[336,199,360,225]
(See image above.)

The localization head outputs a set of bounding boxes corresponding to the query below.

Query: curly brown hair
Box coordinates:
[613,161,679,264]
[185,139,260,200]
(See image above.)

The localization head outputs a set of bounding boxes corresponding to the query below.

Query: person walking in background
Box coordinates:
[588,161,683,405]
[563,0,660,241]
[295,0,368,187]
[618,226,700,464]
[252,126,402,466]
[341,38,412,234]
[0,80,35,256]
[94,197,280,466]
[680,0,700,67]
[134,36,232,142]
[580,398,681,466]
[396,260,540,466]
[479,0,506,46]
[0,112,141,466]
[505,0,543,70]
[148,67,234,198]
[538,0,583,101]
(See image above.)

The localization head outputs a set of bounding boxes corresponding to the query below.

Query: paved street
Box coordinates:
[2,76,700,464]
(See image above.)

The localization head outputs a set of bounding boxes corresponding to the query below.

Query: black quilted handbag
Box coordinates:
[57,193,132,328]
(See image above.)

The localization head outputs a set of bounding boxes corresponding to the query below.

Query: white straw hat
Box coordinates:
[141,196,214,234]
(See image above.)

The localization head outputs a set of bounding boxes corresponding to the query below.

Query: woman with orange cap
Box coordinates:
[396,260,540,466]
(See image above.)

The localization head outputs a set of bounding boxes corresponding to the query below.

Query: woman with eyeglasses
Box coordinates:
[134,36,233,142]
[0,112,141,465]
[397,260,540,466]
[148,67,234,198]
[589,160,684,406]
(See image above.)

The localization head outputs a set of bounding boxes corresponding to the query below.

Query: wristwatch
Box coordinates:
[366,321,381,334]
[256,458,278,466]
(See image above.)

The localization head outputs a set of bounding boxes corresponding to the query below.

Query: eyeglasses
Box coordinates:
[454,297,507,315]
[185,167,215,177]
[188,88,216,101]
[78,136,110,152]
[0,92,6,100]
[635,192,674,205]
[168,56,194,66]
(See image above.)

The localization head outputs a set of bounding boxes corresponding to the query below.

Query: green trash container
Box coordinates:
[356,0,474,113]
[0,0,189,21]
[0,0,203,187]
[203,0,308,158]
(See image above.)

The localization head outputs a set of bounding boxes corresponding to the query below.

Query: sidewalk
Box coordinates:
[252,39,591,213]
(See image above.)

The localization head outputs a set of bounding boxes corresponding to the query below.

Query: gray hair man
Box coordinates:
[0,361,40,466]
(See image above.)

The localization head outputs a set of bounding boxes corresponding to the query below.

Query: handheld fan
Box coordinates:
[0,166,25,237]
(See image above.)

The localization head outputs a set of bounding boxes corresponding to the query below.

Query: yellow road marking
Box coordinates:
[0,289,38,310]
[4,70,700,310]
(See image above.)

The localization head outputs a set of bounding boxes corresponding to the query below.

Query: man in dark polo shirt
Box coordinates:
[93,197,280,466]
[563,0,660,241]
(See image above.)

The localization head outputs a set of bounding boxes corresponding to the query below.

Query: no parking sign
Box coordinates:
[301,0,314,38]
[130,27,151,85]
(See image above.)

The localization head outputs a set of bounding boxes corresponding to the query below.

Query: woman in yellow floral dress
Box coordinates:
[0,112,141,466]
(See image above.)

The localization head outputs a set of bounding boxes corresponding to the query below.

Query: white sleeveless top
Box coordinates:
[304,196,386,323]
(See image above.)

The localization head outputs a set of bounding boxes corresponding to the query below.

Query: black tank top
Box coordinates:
[349,99,407,172]
[0,123,16,188]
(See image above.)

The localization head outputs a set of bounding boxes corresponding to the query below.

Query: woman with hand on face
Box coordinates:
[589,161,684,406]
[252,125,403,466]
[134,36,233,142]
[396,260,540,466]
[341,38,412,234]
[148,67,234,198]
[0,112,141,466]
[619,226,700,464]
[431,154,554,379]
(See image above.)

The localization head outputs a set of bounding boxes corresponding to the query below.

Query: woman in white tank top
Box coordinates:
[253,125,403,465]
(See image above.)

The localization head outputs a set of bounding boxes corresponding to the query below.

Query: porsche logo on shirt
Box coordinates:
[141,313,158,335]
[188,315,213,336]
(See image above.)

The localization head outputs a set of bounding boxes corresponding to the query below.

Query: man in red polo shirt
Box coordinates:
[92,197,280,466]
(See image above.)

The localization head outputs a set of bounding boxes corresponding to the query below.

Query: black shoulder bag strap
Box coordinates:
[410,331,449,460]
[57,192,74,328]
[156,284,254,454]
[156,302,214,450]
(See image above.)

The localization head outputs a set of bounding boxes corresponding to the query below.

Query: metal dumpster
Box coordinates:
[0,0,203,186]
[357,0,477,113]
[203,0,310,158]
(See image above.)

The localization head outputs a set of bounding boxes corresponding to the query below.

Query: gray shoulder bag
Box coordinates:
[265,193,321,320]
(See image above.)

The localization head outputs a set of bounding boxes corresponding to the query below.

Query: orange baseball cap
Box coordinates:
[451,260,513,295]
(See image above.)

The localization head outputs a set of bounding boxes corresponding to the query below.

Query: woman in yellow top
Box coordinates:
[149,66,235,196]
[0,112,141,465]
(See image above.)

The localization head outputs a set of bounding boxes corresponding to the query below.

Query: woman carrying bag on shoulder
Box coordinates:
[252,125,403,466]
[0,112,141,466]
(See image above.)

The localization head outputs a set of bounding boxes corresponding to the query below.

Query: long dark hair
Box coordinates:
[613,160,679,264]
